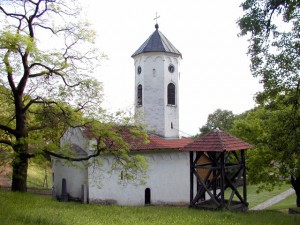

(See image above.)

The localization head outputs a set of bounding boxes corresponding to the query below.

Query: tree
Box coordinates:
[238,0,300,206]
[199,109,235,136]
[0,0,147,192]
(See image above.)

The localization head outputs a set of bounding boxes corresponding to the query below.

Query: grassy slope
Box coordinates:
[0,191,299,225]
[0,161,52,188]
[224,183,293,208]
[268,193,296,211]
[246,183,293,208]
[27,162,52,188]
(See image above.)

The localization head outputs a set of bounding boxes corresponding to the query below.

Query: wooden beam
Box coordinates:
[241,150,247,206]
[190,151,194,205]
[220,152,225,208]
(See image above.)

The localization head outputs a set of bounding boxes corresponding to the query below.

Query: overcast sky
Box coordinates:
[81,0,262,136]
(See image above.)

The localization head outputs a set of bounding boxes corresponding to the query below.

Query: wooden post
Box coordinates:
[241,150,247,207]
[190,151,194,205]
[220,152,225,208]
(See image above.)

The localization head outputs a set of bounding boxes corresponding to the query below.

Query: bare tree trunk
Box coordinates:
[11,150,28,192]
[11,93,29,192]
[291,175,300,207]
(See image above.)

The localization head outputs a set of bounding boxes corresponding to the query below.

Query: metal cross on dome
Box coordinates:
[153,12,160,24]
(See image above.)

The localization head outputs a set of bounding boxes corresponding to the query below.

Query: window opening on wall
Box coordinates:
[145,188,151,205]
[167,83,175,105]
[168,64,175,73]
[171,122,173,129]
[137,84,142,106]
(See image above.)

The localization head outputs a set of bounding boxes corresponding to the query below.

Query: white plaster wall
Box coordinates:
[164,56,180,138]
[133,53,180,138]
[52,128,91,199]
[60,127,90,151]
[88,150,190,205]
[144,55,165,135]
[51,158,88,199]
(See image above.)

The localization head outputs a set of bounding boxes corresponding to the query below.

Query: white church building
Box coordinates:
[51,23,195,205]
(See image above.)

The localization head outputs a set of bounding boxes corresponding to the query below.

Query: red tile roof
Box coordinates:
[183,129,253,152]
[81,126,193,151]
[130,135,193,151]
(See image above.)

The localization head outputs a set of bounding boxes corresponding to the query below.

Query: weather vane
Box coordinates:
[153,12,160,24]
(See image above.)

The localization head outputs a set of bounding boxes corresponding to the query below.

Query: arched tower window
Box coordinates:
[167,83,175,105]
[137,84,142,106]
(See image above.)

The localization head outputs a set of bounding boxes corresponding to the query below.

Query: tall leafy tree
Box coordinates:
[199,109,235,136]
[0,0,102,192]
[238,0,300,206]
[0,0,148,193]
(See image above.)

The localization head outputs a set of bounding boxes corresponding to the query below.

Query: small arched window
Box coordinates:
[167,83,175,105]
[137,84,142,106]
[145,188,151,205]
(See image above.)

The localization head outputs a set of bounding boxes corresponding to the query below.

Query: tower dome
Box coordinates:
[132,24,182,58]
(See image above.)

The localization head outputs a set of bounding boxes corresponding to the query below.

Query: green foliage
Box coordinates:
[198,109,235,136]
[231,106,300,190]
[0,190,298,225]
[237,0,300,116]
[238,0,300,201]
[0,0,144,191]
[82,117,149,185]
[0,31,37,53]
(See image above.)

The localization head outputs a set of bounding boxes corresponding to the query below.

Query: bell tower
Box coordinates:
[132,22,182,139]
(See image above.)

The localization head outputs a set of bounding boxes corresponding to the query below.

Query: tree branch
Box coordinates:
[44,147,105,162]
[29,63,81,87]
[27,125,47,132]
[22,97,57,113]
[0,124,17,136]
[4,50,16,92]
[17,51,30,95]
[45,135,116,162]
[0,6,26,20]
[33,23,69,34]
[0,139,13,147]
[23,97,40,113]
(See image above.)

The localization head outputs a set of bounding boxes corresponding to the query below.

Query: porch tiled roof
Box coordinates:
[183,129,253,152]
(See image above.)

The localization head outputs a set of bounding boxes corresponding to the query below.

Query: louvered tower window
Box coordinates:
[137,84,142,106]
[167,83,175,105]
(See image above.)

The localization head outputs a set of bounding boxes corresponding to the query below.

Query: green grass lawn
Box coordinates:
[224,183,293,208]
[27,162,52,188]
[267,193,296,211]
[1,161,52,189]
[246,183,293,208]
[0,190,299,225]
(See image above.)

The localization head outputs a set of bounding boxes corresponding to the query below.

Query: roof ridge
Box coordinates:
[215,129,226,151]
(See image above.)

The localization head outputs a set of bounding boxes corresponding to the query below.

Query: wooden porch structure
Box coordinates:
[184,129,253,211]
